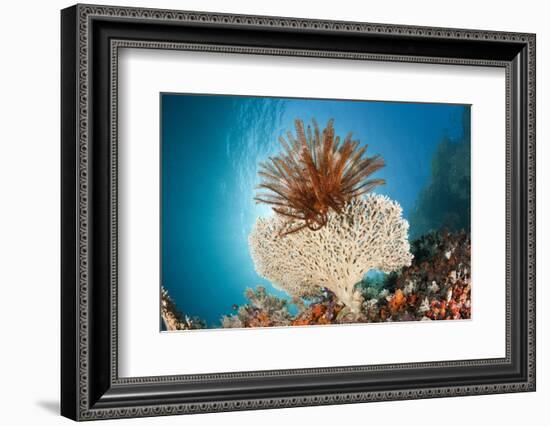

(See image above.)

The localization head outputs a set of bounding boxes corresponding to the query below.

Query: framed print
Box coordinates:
[60,4,536,421]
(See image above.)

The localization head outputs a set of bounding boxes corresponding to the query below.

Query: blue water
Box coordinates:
[161,93,469,327]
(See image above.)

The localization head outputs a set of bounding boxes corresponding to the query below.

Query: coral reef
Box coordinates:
[255,118,385,236]
[161,287,206,330]
[221,286,293,328]
[356,230,471,322]
[225,230,470,328]
[163,113,471,331]
[249,194,413,313]
[163,231,470,330]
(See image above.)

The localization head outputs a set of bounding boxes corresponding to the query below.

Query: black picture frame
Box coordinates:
[61,3,536,421]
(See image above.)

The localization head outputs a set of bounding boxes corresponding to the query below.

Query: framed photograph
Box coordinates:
[61,4,536,421]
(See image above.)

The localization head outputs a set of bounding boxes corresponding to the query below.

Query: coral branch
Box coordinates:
[249,194,413,312]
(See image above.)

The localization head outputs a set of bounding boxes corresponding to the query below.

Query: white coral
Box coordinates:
[403,280,416,296]
[364,298,379,310]
[418,297,430,314]
[378,289,390,300]
[428,281,440,293]
[249,194,413,313]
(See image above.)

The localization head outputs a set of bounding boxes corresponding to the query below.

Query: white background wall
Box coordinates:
[0,0,547,424]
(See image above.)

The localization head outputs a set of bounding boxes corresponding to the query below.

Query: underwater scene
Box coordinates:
[160,93,471,331]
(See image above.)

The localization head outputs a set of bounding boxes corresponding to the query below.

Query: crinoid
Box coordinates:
[255,118,386,236]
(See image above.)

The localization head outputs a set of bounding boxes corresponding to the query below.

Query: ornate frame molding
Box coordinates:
[61,4,536,421]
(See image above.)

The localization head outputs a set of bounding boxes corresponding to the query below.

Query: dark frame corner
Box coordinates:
[61,3,536,421]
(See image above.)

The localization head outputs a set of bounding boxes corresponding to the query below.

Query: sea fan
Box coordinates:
[255,118,385,235]
[249,195,413,313]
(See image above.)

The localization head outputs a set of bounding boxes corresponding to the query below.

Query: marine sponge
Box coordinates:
[249,194,413,312]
